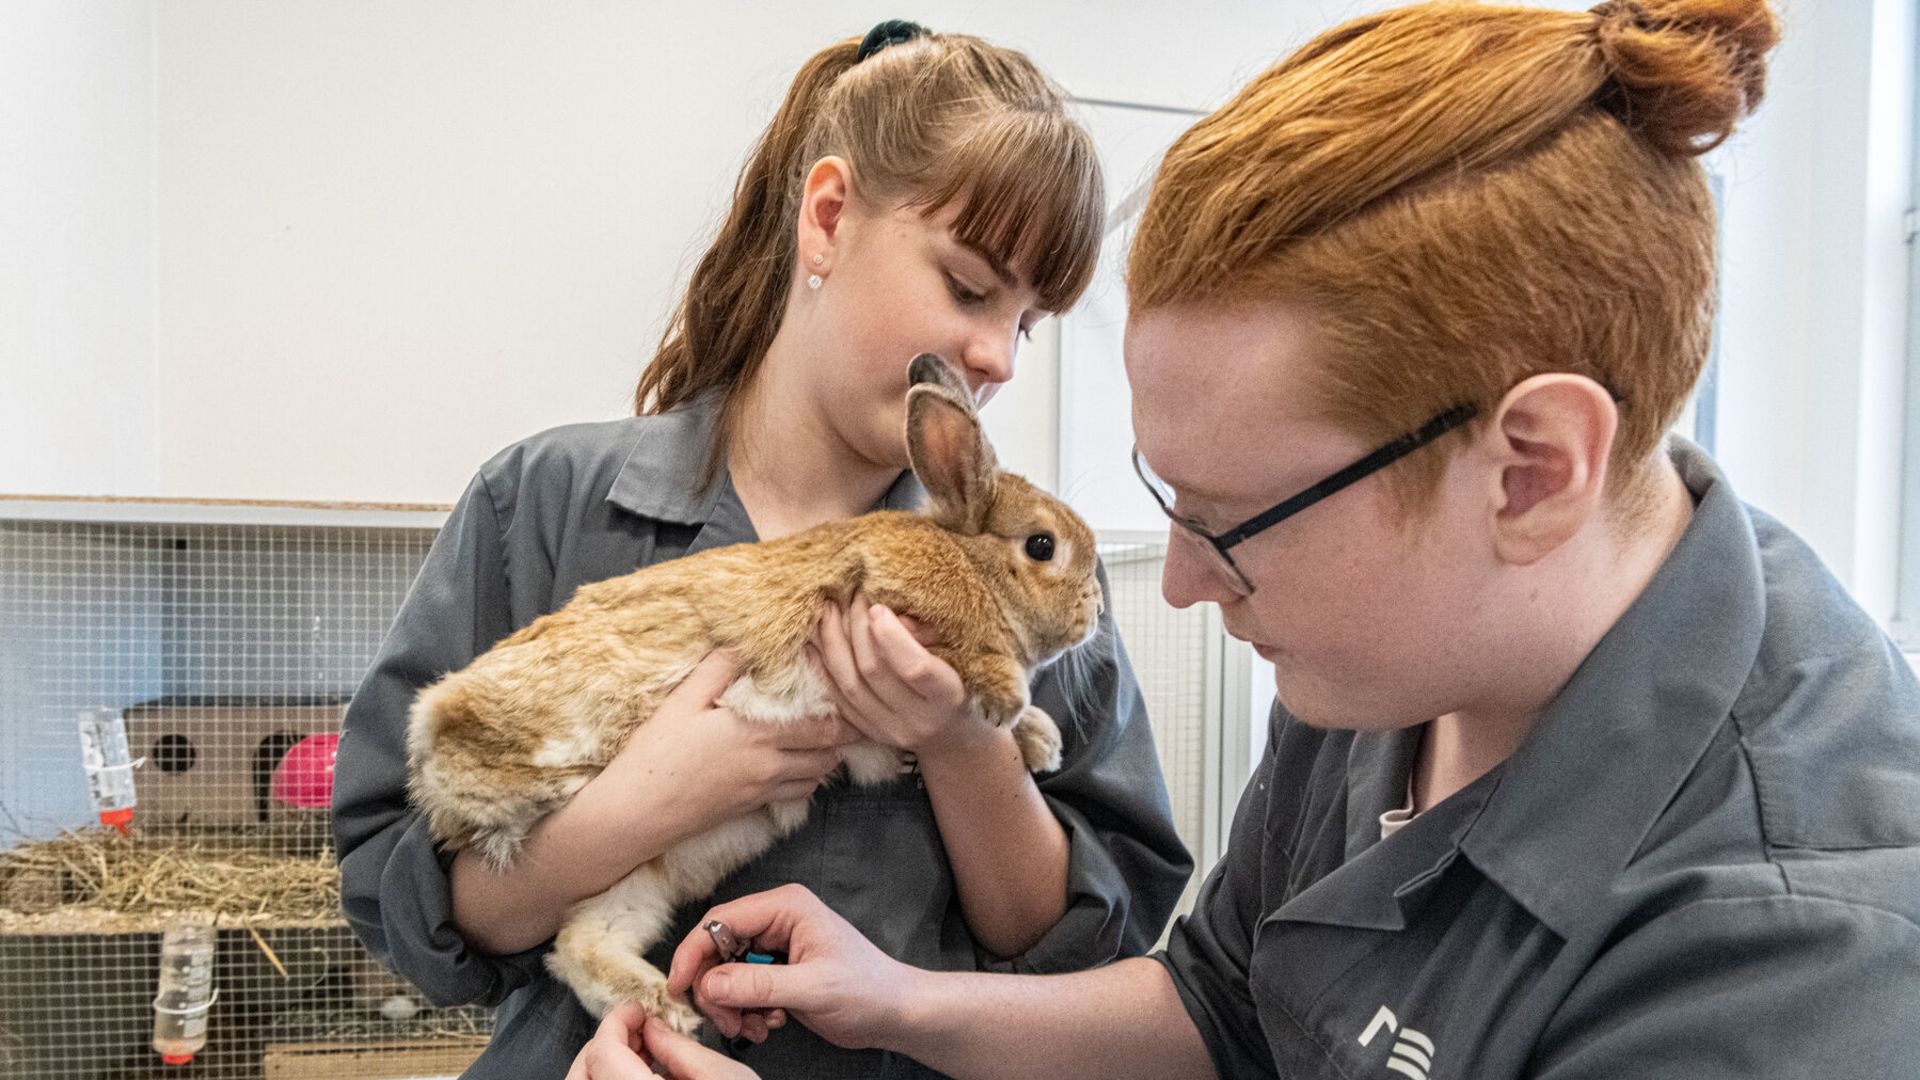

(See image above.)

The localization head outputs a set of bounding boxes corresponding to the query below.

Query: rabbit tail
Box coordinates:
[406,686,593,868]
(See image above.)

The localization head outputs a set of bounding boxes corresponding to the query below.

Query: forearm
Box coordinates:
[451,754,708,955]
[918,725,1069,958]
[889,957,1214,1080]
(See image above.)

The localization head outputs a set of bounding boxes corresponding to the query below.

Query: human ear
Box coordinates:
[1485,373,1618,565]
[796,156,855,277]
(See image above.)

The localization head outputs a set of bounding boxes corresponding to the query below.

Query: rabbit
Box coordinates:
[404,352,1104,1032]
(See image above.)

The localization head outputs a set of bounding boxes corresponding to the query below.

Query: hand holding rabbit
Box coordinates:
[611,650,862,828]
[809,594,997,762]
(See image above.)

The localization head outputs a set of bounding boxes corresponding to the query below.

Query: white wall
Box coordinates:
[0,0,158,497]
[145,0,1394,505]
[1712,0,1915,625]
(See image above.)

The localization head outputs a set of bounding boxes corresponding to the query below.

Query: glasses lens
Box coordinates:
[1132,447,1255,596]
[1176,524,1254,596]
[1131,447,1177,513]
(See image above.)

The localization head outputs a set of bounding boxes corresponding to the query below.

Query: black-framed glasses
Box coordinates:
[1131,403,1479,596]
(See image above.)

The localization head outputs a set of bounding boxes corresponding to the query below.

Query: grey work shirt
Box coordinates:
[1157,441,1920,1079]
[333,396,1193,1080]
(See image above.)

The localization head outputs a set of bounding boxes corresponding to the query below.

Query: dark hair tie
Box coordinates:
[857,19,928,62]
[1590,0,1659,32]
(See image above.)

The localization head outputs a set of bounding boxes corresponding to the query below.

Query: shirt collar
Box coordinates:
[1456,438,1766,937]
[1276,753,1503,933]
[1344,724,1424,860]
[605,392,925,525]
[606,393,730,525]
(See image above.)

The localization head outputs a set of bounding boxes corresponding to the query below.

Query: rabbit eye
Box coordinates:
[1024,533,1056,562]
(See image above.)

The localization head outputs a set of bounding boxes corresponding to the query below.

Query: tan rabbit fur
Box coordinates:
[405,354,1103,1031]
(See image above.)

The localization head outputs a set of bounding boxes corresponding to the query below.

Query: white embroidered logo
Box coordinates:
[1358,1005,1436,1080]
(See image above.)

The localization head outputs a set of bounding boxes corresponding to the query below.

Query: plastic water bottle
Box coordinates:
[152,924,217,1066]
[76,707,138,833]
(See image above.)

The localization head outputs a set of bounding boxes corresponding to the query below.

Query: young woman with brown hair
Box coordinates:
[656,2,1920,1077]
[333,21,1191,1078]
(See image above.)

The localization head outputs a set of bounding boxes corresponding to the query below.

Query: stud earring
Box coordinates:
[807,274,823,290]
[811,253,825,266]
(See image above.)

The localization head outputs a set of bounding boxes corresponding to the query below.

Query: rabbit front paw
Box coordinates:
[1011,706,1062,773]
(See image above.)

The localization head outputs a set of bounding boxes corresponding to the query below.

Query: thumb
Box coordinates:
[639,1017,729,1075]
[889,608,944,648]
[703,961,810,1011]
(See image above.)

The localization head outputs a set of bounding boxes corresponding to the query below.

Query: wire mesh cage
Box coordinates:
[0,510,481,1079]
[0,503,1215,1079]
[1095,538,1213,921]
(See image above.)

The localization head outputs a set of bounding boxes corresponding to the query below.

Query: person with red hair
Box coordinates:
[610,2,1920,1077]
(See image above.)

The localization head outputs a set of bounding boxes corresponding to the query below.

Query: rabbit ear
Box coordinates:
[908,352,972,399]
[906,359,997,533]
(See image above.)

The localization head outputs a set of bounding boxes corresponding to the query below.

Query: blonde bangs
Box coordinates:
[910,109,1105,313]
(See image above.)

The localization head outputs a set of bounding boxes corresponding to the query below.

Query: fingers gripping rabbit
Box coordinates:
[404,354,1104,1032]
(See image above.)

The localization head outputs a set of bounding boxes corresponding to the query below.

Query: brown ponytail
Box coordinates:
[632,39,860,421]
[634,29,1104,482]
[1129,0,1780,518]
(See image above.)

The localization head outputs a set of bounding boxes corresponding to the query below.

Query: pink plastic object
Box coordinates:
[270,733,339,809]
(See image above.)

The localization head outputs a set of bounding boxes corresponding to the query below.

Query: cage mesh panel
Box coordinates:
[1097,541,1211,928]
[0,520,478,1080]
[1,518,1210,1079]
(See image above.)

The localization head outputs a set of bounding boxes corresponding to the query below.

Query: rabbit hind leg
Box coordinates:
[549,866,701,1034]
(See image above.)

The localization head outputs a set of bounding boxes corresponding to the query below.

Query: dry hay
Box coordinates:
[0,817,341,935]
[265,1004,495,1045]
